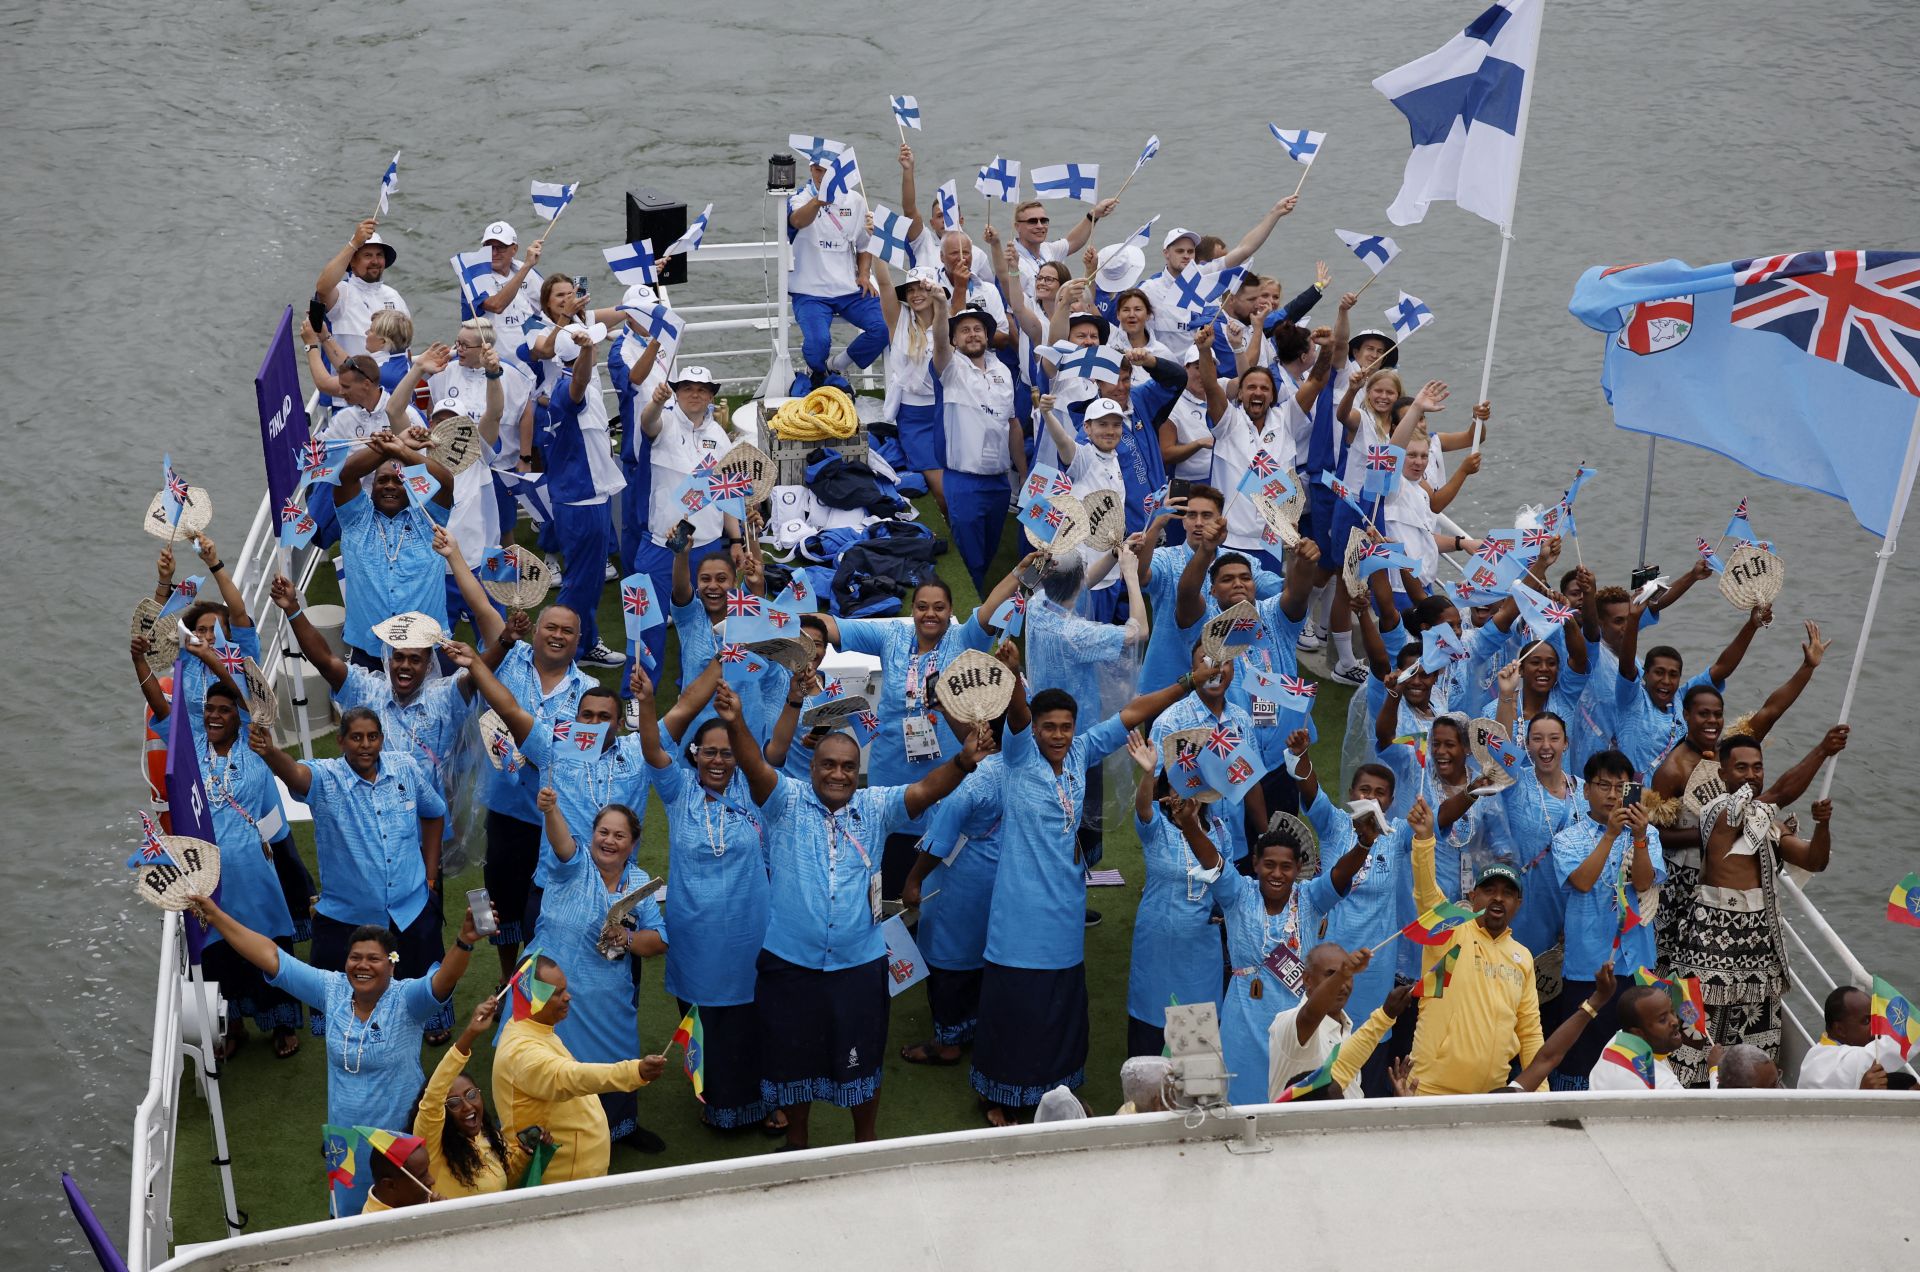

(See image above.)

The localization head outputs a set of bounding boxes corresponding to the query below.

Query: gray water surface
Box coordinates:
[5,1,1916,1264]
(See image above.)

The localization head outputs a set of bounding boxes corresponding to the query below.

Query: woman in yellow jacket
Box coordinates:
[412,998,533,1198]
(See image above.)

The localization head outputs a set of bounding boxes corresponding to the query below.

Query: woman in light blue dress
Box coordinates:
[1124,740,1228,1059]
[188,892,477,1216]
[535,788,667,1150]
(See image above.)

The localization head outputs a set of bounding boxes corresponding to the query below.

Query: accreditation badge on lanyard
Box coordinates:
[902,653,942,762]
[832,811,884,922]
[1260,895,1306,996]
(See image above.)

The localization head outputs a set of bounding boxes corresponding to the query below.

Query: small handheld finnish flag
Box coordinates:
[1121,216,1160,252]
[867,203,915,269]
[1387,291,1435,337]
[376,151,400,216]
[451,249,493,314]
[1053,343,1123,385]
[1030,162,1100,203]
[935,179,961,227]
[890,95,921,130]
[975,156,1020,204]
[1132,135,1161,177]
[788,134,849,162]
[822,148,862,202]
[602,239,657,286]
[1268,126,1326,166]
[1335,229,1401,275]
[664,203,713,257]
[531,180,577,222]
[620,299,684,358]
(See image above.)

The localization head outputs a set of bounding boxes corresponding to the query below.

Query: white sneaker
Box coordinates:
[579,641,624,668]
[1331,658,1369,686]
[1296,622,1326,653]
[623,698,642,731]
[604,560,620,582]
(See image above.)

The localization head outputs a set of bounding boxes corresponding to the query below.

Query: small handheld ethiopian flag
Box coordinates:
[1411,945,1460,999]
[671,1006,706,1103]
[1870,975,1917,1060]
[322,1124,357,1189]
[1600,1030,1657,1089]
[1276,1042,1341,1102]
[1611,871,1644,949]
[1888,872,1920,928]
[354,1125,425,1167]
[1386,900,1481,949]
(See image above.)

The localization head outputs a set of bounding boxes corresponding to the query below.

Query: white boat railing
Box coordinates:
[127,911,186,1272]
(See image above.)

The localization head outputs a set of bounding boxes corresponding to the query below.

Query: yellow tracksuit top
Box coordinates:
[1408,834,1545,1096]
[414,1041,530,1199]
[493,1018,648,1183]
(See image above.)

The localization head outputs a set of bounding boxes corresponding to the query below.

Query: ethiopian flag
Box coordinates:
[1600,1031,1656,1088]
[1276,1042,1341,1102]
[1611,871,1643,949]
[1398,900,1481,946]
[1632,968,1709,1039]
[509,965,559,1022]
[1870,975,1917,1060]
[673,1006,706,1103]
[354,1125,425,1167]
[1390,733,1429,768]
[322,1124,357,1189]
[1411,945,1460,999]
[1888,873,1920,928]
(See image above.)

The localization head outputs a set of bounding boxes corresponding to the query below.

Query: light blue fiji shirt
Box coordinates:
[334,664,476,806]
[917,758,1006,973]
[1484,767,1585,959]
[480,642,596,824]
[759,775,911,971]
[1552,819,1666,982]
[306,751,447,929]
[1138,544,1282,693]
[1306,790,1414,1022]
[518,727,654,890]
[1148,694,1259,862]
[1026,601,1128,711]
[1612,667,1722,780]
[650,761,770,1007]
[334,493,449,657]
[984,715,1130,970]
[200,740,295,941]
[266,955,448,1130]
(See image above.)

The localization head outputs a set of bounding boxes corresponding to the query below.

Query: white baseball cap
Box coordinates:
[621,282,659,309]
[1162,226,1200,249]
[1085,398,1126,422]
[431,397,465,417]
[1182,343,1205,365]
[670,365,716,387]
[482,221,518,246]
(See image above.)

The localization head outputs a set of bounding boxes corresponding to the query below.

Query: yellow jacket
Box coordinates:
[493,1018,648,1183]
[1408,834,1544,1096]
[415,1041,530,1199]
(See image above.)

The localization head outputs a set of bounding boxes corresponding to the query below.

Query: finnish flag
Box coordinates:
[975,156,1020,204]
[664,203,713,257]
[1030,163,1100,203]
[602,239,657,286]
[1121,216,1160,252]
[822,148,862,202]
[1131,135,1160,177]
[1335,229,1402,275]
[1267,126,1325,166]
[1052,343,1122,384]
[890,95,922,130]
[495,469,555,527]
[531,180,577,222]
[789,134,849,162]
[867,203,915,269]
[1372,0,1543,227]
[621,299,684,358]
[376,151,400,215]
[451,249,493,314]
[935,180,961,227]
[1387,291,1435,337]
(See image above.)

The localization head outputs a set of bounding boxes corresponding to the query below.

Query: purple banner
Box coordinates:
[255,304,311,512]
[166,657,219,964]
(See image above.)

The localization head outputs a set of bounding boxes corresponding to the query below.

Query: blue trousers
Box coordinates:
[793,291,888,373]
[624,536,731,697]
[944,470,1010,592]
[552,500,612,655]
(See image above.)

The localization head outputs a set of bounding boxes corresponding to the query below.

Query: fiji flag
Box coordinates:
[1336,229,1401,275]
[1362,442,1407,496]
[279,490,319,551]
[890,94,922,130]
[531,180,577,222]
[1508,579,1575,643]
[399,463,440,512]
[620,572,664,642]
[1570,251,1920,537]
[1373,0,1542,228]
[161,452,192,528]
[602,239,657,286]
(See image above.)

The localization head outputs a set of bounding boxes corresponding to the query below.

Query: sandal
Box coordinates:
[214,1028,246,1063]
[984,1105,1017,1129]
[273,1028,301,1060]
[423,1029,452,1048]
[758,1111,789,1138]
[899,1040,963,1066]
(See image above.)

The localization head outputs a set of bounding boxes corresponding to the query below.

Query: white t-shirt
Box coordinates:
[1163,390,1218,483]
[472,266,544,370]
[1385,479,1441,584]
[327,274,409,358]
[1796,1037,1906,1090]
[1338,405,1392,488]
[788,189,871,297]
[1064,442,1124,592]
[646,405,731,546]
[1267,1006,1362,1102]
[883,316,937,416]
[1213,403,1297,552]
[939,354,1015,475]
[320,392,393,444]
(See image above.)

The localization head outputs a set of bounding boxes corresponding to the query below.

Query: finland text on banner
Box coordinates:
[1568,251,1920,537]
[1372,0,1543,228]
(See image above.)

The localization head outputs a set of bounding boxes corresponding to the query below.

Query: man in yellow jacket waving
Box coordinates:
[1407,800,1545,1095]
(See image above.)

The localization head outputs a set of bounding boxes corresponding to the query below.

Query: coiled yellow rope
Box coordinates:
[767,387,859,441]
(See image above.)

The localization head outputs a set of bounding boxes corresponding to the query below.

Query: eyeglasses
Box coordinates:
[444,1088,484,1108]
[455,339,484,350]
[1018,217,1050,226]
[1588,780,1627,795]
[694,748,735,761]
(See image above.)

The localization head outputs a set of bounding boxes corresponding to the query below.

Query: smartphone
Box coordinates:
[1629,564,1661,592]
[575,274,591,300]
[467,888,498,937]
[1167,477,1193,504]
[516,1126,544,1155]
[307,296,329,335]
[1622,781,1643,808]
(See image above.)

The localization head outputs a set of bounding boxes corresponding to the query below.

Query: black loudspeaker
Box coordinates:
[626,190,688,287]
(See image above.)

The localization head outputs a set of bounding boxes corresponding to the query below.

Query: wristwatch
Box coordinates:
[455,938,475,952]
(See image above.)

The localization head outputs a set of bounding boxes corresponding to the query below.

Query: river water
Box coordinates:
[5,1,1916,1264]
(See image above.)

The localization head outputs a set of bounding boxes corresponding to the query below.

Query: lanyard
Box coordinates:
[902,648,939,709]
[1523,774,1581,872]
[825,808,872,872]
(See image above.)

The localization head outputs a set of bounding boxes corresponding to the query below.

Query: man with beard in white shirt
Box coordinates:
[315,217,409,360]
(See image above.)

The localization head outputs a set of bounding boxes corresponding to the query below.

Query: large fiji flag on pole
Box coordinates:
[1372,0,1544,228]
[1569,251,1920,536]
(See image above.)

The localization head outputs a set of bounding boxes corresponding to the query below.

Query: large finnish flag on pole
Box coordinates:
[1372,0,1543,228]
[1570,252,1920,537]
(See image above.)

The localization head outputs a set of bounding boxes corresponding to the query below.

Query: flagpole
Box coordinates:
[1113,168,1142,201]
[1471,1,1544,457]
[532,195,571,251]
[1471,230,1513,457]
[1635,437,1658,565]
[1290,158,1314,200]
[1811,401,1920,805]
[1352,270,1385,302]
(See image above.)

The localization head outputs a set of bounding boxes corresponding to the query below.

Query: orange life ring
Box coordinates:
[143,675,174,834]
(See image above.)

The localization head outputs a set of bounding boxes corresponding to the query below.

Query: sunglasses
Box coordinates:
[1018,217,1050,226]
